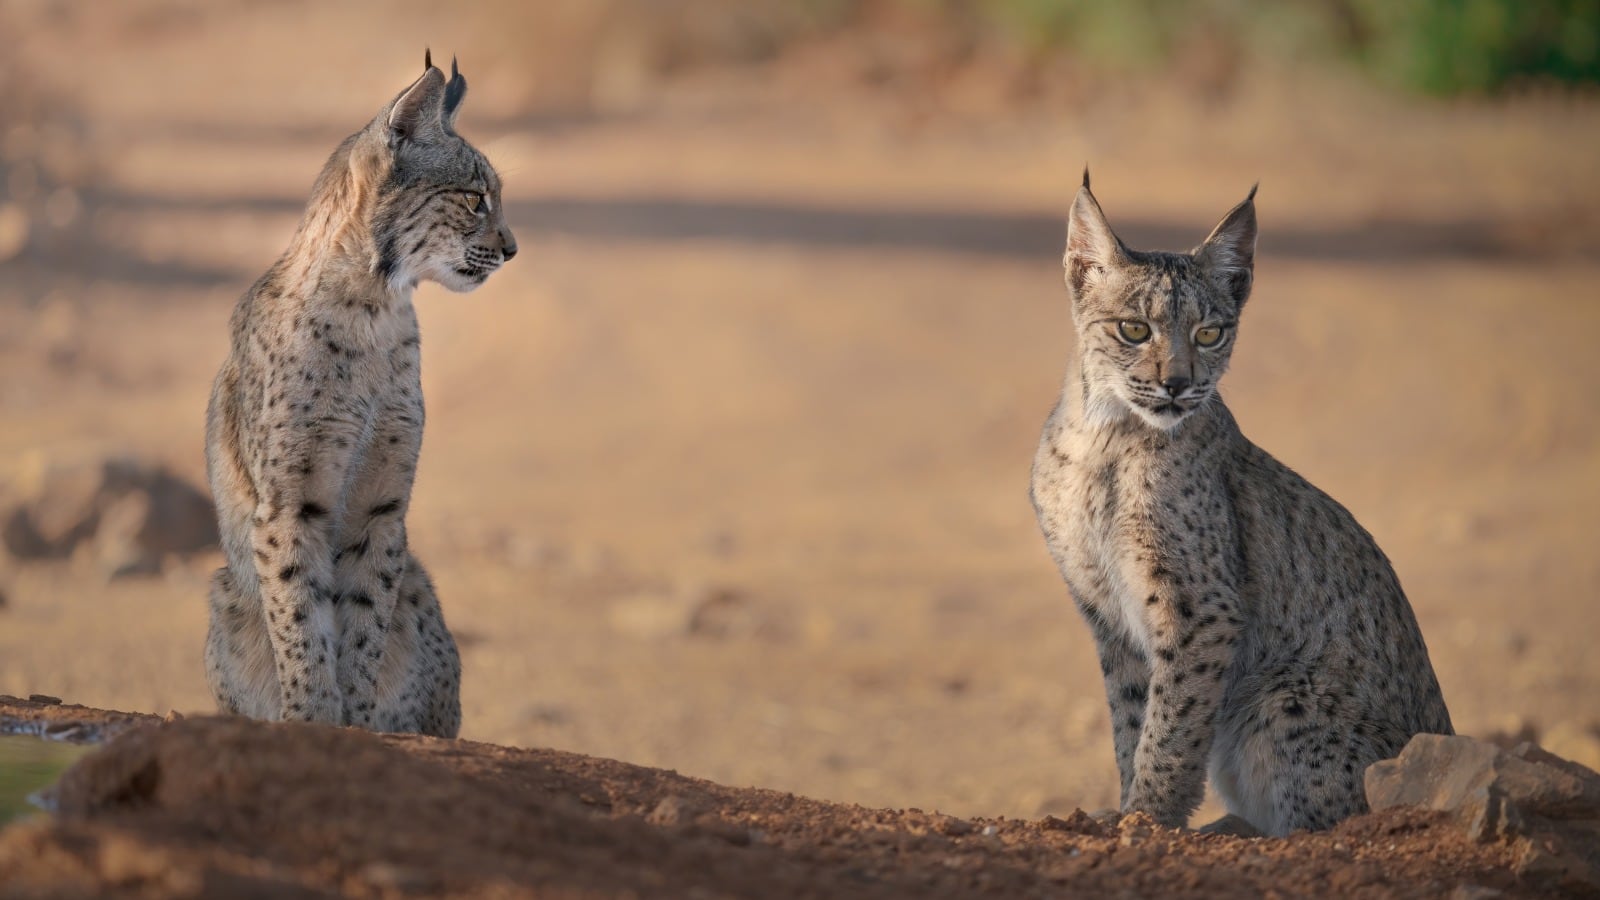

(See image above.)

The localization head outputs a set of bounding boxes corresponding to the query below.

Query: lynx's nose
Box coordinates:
[1162,375,1191,396]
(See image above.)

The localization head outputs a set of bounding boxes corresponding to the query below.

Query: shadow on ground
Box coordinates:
[76,189,1544,272]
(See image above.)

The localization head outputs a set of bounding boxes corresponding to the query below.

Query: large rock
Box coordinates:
[1366,733,1600,894]
[1,453,217,577]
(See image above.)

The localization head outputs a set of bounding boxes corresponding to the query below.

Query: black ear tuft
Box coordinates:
[425,47,433,70]
[442,55,468,130]
[1082,165,1091,191]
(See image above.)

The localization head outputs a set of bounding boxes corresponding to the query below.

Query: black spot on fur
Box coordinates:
[343,534,372,560]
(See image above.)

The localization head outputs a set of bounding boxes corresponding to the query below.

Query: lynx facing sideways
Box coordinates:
[205,53,516,736]
[1029,174,1451,835]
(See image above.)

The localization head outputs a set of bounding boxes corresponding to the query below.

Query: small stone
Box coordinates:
[643,793,748,845]
[703,529,738,558]
[1235,851,1273,869]
[27,694,61,705]
[1117,811,1157,847]
[1039,809,1107,837]
[608,583,767,641]
[685,585,756,638]
[1198,813,1264,838]
[1501,630,1529,659]
[936,816,975,836]
[645,794,706,827]
[1088,807,1124,829]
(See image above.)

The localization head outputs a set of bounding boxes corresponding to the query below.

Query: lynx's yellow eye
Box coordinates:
[1117,320,1151,344]
[465,192,484,212]
[1195,326,1224,347]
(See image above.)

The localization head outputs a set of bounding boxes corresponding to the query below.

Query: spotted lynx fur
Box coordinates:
[204,53,516,736]
[1029,173,1452,835]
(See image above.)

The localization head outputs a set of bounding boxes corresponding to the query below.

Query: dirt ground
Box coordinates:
[1,0,1599,870]
[0,697,1542,898]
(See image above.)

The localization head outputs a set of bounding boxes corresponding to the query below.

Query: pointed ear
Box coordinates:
[442,56,468,133]
[1064,175,1128,300]
[387,60,448,146]
[1197,185,1258,308]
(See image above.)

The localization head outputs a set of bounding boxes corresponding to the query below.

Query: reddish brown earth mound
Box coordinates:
[0,700,1543,899]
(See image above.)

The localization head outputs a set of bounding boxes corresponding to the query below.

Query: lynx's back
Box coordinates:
[1029,174,1450,836]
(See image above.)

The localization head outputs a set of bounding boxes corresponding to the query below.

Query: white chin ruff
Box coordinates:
[1122,396,1196,432]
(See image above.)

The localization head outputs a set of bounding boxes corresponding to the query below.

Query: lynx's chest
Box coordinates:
[1030,417,1230,656]
[237,294,426,464]
[307,300,423,411]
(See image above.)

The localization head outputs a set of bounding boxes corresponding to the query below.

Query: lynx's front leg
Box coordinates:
[1123,568,1241,827]
[249,346,372,725]
[251,481,347,725]
[333,498,409,728]
[1076,597,1152,800]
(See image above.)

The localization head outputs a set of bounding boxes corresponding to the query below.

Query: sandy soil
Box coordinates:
[0,698,1539,898]
[1,0,1598,858]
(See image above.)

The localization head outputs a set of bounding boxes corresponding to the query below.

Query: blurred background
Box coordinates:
[1,0,1597,821]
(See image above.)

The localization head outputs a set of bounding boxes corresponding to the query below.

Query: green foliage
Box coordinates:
[905,0,1600,94]
[1351,0,1600,94]
[977,0,1230,64]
